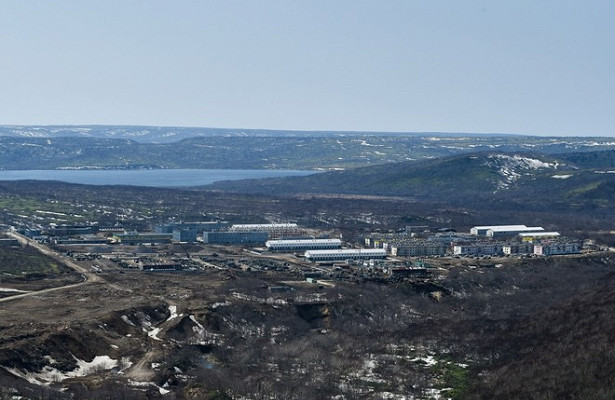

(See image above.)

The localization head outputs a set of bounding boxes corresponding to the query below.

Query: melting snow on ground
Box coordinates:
[128,379,170,395]
[4,355,131,385]
[552,174,573,179]
[167,305,180,321]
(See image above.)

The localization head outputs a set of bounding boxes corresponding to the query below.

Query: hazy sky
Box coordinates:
[1,1,614,136]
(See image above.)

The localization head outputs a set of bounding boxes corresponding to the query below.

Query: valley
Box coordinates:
[0,130,614,399]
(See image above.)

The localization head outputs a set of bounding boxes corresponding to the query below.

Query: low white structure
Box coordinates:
[471,225,528,236]
[230,223,298,232]
[304,249,387,262]
[228,223,301,239]
[486,226,544,238]
[266,238,342,251]
[518,232,560,242]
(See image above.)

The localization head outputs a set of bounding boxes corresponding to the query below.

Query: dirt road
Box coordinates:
[0,232,131,303]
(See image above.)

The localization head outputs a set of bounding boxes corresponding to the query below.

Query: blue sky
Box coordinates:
[1,1,613,136]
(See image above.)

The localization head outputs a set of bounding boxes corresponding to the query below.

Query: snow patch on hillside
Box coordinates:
[4,355,130,385]
[486,154,559,190]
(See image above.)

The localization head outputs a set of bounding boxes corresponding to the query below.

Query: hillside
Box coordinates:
[462,267,615,400]
[207,150,608,191]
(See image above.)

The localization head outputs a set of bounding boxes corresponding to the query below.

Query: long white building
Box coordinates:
[228,223,301,239]
[471,225,528,236]
[304,249,387,262]
[534,242,582,256]
[518,232,560,242]
[266,238,342,251]
[487,226,544,238]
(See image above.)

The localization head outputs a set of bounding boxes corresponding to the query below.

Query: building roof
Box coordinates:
[267,238,341,245]
[230,223,298,229]
[518,232,560,237]
[473,225,528,231]
[487,226,544,232]
[305,249,386,256]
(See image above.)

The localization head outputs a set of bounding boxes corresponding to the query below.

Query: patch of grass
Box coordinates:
[431,358,470,400]
[0,246,69,279]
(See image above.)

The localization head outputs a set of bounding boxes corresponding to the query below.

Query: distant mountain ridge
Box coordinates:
[0,125,527,144]
[0,126,614,171]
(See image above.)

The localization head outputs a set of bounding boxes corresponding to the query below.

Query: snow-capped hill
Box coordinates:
[485,154,561,190]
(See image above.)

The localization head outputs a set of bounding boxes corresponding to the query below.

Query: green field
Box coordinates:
[0,245,73,281]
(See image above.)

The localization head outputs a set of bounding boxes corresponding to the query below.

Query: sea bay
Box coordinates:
[0,169,315,187]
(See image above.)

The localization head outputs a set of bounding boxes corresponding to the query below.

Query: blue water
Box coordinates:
[0,169,315,187]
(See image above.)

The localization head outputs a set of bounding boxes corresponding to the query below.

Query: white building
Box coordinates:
[304,249,387,262]
[486,226,544,238]
[453,243,503,256]
[502,243,534,255]
[518,232,560,242]
[266,238,342,251]
[534,242,582,256]
[228,223,301,238]
[471,225,528,236]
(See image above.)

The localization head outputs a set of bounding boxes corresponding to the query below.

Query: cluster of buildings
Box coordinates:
[15,221,583,264]
[114,222,306,245]
[364,224,582,258]
[19,221,310,247]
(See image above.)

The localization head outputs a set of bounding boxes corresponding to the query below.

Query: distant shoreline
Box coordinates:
[0,169,316,188]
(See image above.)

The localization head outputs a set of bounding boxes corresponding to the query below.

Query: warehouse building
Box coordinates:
[266,238,342,251]
[173,229,198,243]
[471,225,529,236]
[203,231,269,245]
[471,225,527,236]
[156,221,229,234]
[304,248,387,262]
[229,223,300,238]
[112,232,173,245]
[486,226,544,238]
[518,232,561,242]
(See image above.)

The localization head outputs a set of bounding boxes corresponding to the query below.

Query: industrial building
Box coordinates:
[266,238,342,251]
[45,225,98,236]
[139,262,182,271]
[486,226,544,238]
[156,221,229,234]
[112,232,173,245]
[228,223,300,238]
[173,229,198,243]
[53,238,109,246]
[304,248,387,262]
[203,231,269,245]
[471,225,530,236]
[518,232,561,242]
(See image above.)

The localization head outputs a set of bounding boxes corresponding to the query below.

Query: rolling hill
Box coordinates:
[205,151,615,211]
